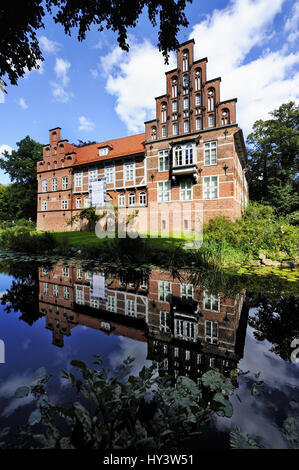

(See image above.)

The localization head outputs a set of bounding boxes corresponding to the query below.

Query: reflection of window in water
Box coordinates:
[90,296,100,309]
[205,320,218,344]
[62,266,69,277]
[43,282,49,294]
[158,281,171,302]
[140,277,148,290]
[181,283,193,300]
[204,291,220,311]
[174,319,197,341]
[53,285,59,297]
[160,310,171,333]
[75,288,85,305]
[101,321,111,331]
[126,298,137,317]
[106,295,116,312]
[77,268,83,280]
[174,347,179,358]
[64,286,70,299]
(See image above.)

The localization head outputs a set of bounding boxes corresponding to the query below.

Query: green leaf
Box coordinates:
[212,392,233,418]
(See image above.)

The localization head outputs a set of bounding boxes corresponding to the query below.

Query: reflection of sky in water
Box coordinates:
[0,268,298,448]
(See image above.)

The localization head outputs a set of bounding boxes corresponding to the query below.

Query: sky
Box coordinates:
[0,0,298,185]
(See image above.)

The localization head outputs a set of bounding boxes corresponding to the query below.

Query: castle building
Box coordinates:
[36,39,248,232]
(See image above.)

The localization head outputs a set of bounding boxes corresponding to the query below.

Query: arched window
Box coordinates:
[221,109,230,125]
[194,68,201,91]
[208,88,215,111]
[161,102,167,123]
[118,193,125,207]
[171,77,177,98]
[182,50,189,72]
[129,193,135,206]
[151,126,157,140]
[139,192,146,205]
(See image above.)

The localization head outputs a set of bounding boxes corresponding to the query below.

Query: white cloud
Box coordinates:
[0,144,12,158]
[39,35,62,54]
[285,0,299,42]
[94,40,103,50]
[19,97,28,109]
[78,115,96,131]
[51,58,73,103]
[100,39,176,133]
[100,0,299,137]
[54,58,70,87]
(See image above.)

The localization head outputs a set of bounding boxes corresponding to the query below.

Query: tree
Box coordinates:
[246,102,299,217]
[69,207,105,231]
[0,136,43,221]
[1,1,192,87]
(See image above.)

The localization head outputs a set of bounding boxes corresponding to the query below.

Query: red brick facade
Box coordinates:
[37,39,248,233]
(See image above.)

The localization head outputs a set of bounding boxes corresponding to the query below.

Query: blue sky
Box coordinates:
[0,0,298,185]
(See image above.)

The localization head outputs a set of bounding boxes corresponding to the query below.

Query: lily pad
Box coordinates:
[33,366,47,382]
[28,409,42,426]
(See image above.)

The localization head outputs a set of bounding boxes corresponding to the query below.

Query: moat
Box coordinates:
[0,256,298,449]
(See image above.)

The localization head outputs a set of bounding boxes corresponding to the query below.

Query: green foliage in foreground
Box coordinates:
[204,202,299,262]
[1,357,236,449]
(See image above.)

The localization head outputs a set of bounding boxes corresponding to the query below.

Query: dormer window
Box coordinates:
[99,147,109,157]
[208,88,215,111]
[221,109,230,125]
[195,69,201,91]
[151,126,157,140]
[161,102,167,123]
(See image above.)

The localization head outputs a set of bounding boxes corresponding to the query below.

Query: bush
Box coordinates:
[0,226,57,253]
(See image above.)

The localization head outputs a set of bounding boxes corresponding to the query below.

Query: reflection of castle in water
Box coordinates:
[39,263,248,381]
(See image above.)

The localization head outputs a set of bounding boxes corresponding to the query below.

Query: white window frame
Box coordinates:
[75,288,85,305]
[158,150,169,172]
[61,200,68,210]
[158,281,171,302]
[126,298,137,317]
[99,147,109,157]
[205,320,218,345]
[174,319,197,342]
[125,163,135,182]
[173,143,196,167]
[88,168,97,182]
[204,291,220,312]
[180,179,192,201]
[183,97,189,110]
[196,117,202,130]
[184,120,189,133]
[53,284,59,297]
[74,172,83,189]
[62,266,69,277]
[76,197,82,209]
[181,284,194,299]
[139,192,146,206]
[52,178,57,191]
[62,176,68,190]
[41,200,47,211]
[118,193,125,207]
[106,295,116,313]
[128,192,135,206]
[64,286,70,300]
[157,181,171,202]
[161,125,167,138]
[43,282,49,295]
[204,141,217,166]
[172,123,178,135]
[160,310,171,333]
[172,101,177,113]
[84,197,91,208]
[203,175,219,200]
[105,166,115,184]
[208,114,214,128]
[42,180,47,192]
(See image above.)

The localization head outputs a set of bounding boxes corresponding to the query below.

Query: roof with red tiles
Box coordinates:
[71,133,145,166]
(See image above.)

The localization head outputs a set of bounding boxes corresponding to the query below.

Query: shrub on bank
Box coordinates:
[0,226,57,253]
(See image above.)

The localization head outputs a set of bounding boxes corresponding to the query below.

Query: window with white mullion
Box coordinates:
[125,163,135,182]
[126,298,137,317]
[74,172,83,189]
[42,180,47,192]
[180,179,192,201]
[203,176,218,200]
[181,284,194,299]
[158,150,169,172]
[157,181,171,202]
[173,143,195,167]
[204,141,217,165]
[158,281,171,302]
[89,168,97,182]
[105,166,115,184]
[204,291,220,311]
[160,310,171,333]
[205,320,218,344]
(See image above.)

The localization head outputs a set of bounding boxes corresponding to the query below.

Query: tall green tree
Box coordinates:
[0,136,43,221]
[246,101,299,217]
